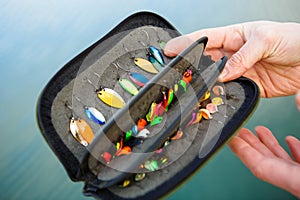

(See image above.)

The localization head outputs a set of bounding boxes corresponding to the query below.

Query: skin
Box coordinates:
[164,21,300,98]
[164,21,300,198]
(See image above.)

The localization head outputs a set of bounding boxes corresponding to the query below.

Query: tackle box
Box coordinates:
[36,11,259,199]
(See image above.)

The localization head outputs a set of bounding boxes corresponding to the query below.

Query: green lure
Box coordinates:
[178,79,187,92]
[119,78,139,96]
[150,116,163,126]
[146,102,157,122]
[158,40,166,49]
[144,160,159,171]
[165,88,174,111]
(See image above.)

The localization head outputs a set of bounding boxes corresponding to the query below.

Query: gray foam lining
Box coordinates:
[51,26,174,162]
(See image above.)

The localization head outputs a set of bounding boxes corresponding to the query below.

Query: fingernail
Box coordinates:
[218,67,228,82]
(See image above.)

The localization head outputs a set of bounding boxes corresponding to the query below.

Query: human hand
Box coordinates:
[164,21,300,98]
[228,126,300,198]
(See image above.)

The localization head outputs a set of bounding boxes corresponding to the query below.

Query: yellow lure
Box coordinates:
[97,88,125,109]
[69,118,94,146]
[134,58,158,74]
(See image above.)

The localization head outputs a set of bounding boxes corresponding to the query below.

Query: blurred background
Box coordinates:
[1,0,299,199]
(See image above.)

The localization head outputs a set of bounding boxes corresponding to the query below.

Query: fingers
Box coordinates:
[163,35,194,57]
[286,136,300,163]
[229,128,300,198]
[164,25,241,57]
[228,131,264,171]
[236,128,276,158]
[218,37,265,82]
[255,126,292,161]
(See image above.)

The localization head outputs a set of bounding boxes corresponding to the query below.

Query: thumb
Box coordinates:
[218,37,265,82]
[163,35,194,57]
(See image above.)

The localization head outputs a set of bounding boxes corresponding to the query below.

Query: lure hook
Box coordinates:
[141,29,150,46]
[112,62,130,73]
[151,26,166,49]
[73,95,86,108]
[64,101,77,119]
[123,44,135,59]
[84,77,98,92]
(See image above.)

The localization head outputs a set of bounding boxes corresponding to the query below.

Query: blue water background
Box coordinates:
[1,0,300,199]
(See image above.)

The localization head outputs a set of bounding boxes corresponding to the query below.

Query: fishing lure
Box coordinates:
[186,112,197,127]
[178,79,187,92]
[149,55,163,72]
[115,139,131,156]
[143,160,159,171]
[182,69,193,84]
[137,118,147,131]
[146,102,157,122]
[199,108,212,119]
[191,111,203,125]
[158,40,166,49]
[129,72,149,87]
[152,27,167,49]
[212,85,225,96]
[131,125,139,136]
[85,106,106,125]
[165,89,174,111]
[115,146,131,157]
[97,87,125,109]
[65,102,95,146]
[212,97,223,106]
[206,103,218,114]
[155,102,165,116]
[135,173,146,181]
[135,129,150,138]
[200,91,211,102]
[69,117,94,146]
[101,152,112,164]
[85,77,125,109]
[74,96,106,125]
[118,78,139,96]
[149,46,164,65]
[150,116,163,127]
[170,129,183,140]
[134,58,158,74]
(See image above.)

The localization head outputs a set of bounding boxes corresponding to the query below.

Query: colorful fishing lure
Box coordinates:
[143,160,159,171]
[118,78,139,96]
[84,106,106,125]
[134,58,158,74]
[74,96,106,125]
[97,87,125,108]
[129,72,149,87]
[212,97,223,106]
[149,46,164,65]
[212,85,225,96]
[162,89,174,111]
[135,129,150,138]
[146,102,157,122]
[149,55,163,72]
[170,129,183,140]
[150,116,163,126]
[69,117,94,146]
[158,40,166,49]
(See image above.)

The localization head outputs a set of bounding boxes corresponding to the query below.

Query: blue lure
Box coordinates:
[149,56,163,72]
[129,72,149,87]
[149,46,164,65]
[84,106,106,125]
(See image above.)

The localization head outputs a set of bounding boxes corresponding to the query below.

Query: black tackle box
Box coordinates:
[36,11,259,200]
